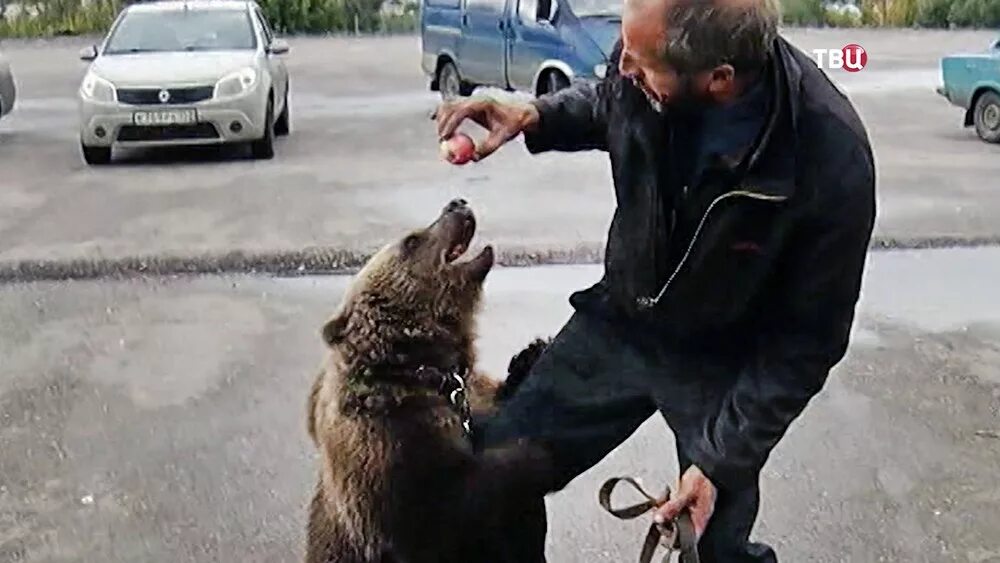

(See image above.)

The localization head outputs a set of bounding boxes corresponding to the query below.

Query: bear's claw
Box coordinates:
[497,337,553,402]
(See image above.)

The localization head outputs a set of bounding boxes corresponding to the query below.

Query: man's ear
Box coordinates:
[710,64,735,83]
[321,305,351,345]
[707,64,737,101]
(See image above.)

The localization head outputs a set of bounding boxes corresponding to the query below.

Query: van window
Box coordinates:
[427,0,460,8]
[517,0,538,22]
[567,0,620,17]
[466,0,502,13]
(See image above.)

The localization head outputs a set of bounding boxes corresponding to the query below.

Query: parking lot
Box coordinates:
[3,26,1000,563]
[3,251,1000,562]
[0,29,999,272]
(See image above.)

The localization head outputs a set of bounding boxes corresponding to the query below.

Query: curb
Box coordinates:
[0,244,606,284]
[0,236,998,284]
[868,235,1000,251]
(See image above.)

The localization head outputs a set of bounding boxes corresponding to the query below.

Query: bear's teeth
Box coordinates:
[449,244,466,261]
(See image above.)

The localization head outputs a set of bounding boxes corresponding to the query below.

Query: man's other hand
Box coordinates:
[654,465,717,539]
[433,99,540,161]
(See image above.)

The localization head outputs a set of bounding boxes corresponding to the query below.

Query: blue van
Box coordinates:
[419,0,621,99]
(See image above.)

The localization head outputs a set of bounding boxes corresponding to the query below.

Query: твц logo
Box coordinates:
[812,44,868,72]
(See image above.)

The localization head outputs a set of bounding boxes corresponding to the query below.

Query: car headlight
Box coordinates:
[80,72,116,102]
[214,67,258,99]
[593,63,608,79]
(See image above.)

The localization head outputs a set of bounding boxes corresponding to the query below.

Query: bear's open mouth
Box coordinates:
[441,215,494,278]
[445,215,477,264]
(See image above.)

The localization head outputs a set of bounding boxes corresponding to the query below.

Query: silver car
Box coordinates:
[77,0,290,165]
[0,50,16,121]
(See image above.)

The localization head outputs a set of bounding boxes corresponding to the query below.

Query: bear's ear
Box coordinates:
[321,304,351,345]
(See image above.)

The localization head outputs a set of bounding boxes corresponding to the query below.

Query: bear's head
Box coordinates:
[321,198,494,371]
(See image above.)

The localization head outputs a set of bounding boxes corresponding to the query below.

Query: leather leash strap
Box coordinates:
[598,477,700,563]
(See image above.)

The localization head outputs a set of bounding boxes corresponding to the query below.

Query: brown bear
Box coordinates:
[305,198,553,563]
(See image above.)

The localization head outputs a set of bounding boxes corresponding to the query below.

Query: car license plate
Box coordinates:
[133,109,197,126]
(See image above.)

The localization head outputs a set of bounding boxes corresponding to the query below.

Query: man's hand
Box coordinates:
[654,465,717,539]
[433,98,540,161]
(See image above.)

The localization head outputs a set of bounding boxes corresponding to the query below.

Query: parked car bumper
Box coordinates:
[78,88,268,148]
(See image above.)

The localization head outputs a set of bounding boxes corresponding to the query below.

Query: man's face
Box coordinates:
[618,1,728,114]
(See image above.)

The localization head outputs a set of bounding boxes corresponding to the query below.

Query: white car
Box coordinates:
[77,0,290,165]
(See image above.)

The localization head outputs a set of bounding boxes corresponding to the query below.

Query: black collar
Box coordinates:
[340,362,473,437]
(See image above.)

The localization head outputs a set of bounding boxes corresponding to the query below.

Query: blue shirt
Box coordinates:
[660,73,772,249]
[673,73,771,190]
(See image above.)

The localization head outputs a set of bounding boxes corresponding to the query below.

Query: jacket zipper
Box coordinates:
[636,189,788,311]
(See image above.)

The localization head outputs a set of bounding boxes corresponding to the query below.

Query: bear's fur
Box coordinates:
[305,199,552,563]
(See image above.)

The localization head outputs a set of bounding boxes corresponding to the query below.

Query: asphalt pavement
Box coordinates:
[1,29,999,277]
[2,249,1000,562]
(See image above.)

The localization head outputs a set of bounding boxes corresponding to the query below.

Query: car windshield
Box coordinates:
[103,8,257,54]
[568,0,621,18]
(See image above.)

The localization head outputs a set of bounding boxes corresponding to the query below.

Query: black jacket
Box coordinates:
[522,36,877,490]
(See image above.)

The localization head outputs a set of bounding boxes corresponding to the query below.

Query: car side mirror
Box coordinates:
[268,39,290,55]
[80,45,98,61]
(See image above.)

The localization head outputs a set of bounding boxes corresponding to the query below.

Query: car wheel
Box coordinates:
[438,61,471,101]
[973,90,1000,143]
[251,96,275,159]
[274,84,290,137]
[81,142,112,165]
[540,70,570,96]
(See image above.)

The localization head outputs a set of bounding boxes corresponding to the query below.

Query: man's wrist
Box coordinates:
[519,98,556,154]
[520,102,542,134]
[686,447,755,492]
[688,464,709,480]
[684,441,723,487]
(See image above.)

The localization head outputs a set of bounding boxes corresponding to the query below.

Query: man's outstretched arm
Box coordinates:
[521,77,613,154]
[523,40,621,153]
[434,41,620,159]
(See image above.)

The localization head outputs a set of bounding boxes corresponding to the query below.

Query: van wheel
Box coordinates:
[973,90,1000,143]
[539,70,570,96]
[438,61,472,100]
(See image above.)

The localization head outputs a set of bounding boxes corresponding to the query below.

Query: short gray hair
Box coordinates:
[660,0,779,75]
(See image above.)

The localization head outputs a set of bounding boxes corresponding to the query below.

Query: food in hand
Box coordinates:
[440,133,476,165]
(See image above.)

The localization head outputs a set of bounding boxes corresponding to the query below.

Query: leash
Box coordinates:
[598,476,700,563]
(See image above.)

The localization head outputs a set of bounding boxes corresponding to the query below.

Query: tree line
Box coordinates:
[782,0,1000,27]
[1,0,998,39]
[0,0,418,38]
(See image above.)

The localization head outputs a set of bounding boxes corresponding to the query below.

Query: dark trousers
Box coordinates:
[473,312,778,563]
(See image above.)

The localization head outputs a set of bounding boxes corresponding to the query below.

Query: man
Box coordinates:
[434,0,876,560]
